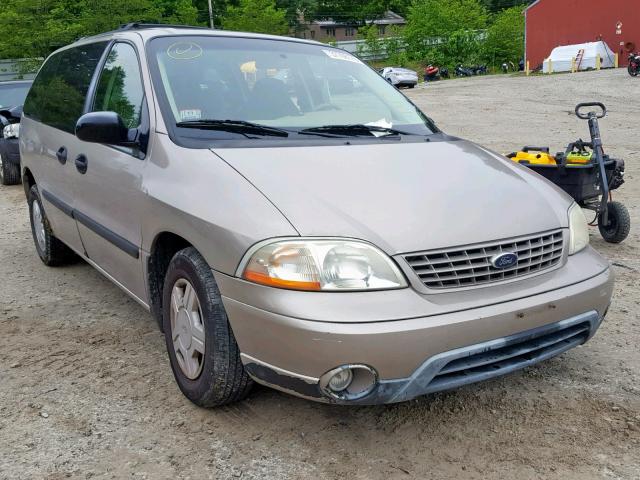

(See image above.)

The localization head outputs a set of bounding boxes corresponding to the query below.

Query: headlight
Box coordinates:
[239,239,407,291]
[568,203,589,254]
[2,123,19,139]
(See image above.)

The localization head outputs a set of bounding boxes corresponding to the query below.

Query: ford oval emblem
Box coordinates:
[491,252,518,269]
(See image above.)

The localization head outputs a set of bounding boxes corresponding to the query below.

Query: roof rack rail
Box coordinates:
[117,23,213,31]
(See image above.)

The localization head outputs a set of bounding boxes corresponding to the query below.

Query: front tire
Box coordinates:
[162,247,253,407]
[598,201,631,243]
[628,64,639,77]
[28,185,77,266]
[0,152,20,185]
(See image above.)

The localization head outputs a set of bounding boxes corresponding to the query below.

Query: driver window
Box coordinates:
[93,43,144,128]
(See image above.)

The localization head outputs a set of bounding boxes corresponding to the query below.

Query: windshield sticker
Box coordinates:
[179,109,202,121]
[167,42,203,60]
[322,49,363,64]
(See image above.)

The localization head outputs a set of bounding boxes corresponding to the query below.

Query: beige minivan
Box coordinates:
[20,24,613,406]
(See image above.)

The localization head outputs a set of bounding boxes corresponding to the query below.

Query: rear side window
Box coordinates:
[23,42,108,133]
[92,43,144,128]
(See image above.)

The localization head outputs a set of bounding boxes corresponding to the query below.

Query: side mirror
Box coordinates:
[75,111,132,145]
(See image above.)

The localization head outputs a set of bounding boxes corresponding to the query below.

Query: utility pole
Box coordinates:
[208,0,215,29]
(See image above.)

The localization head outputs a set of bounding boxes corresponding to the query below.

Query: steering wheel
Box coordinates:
[575,102,606,119]
[314,103,341,112]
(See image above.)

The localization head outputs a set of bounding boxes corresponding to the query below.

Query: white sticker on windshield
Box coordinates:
[322,49,363,64]
[180,109,202,121]
[167,42,203,60]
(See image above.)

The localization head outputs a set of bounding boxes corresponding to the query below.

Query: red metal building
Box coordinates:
[525,0,640,68]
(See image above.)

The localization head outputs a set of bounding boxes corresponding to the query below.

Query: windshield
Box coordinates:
[0,82,31,109]
[148,36,435,141]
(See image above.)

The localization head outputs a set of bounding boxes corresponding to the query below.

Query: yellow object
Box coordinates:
[571,57,576,73]
[566,151,593,164]
[509,150,557,165]
[596,54,601,70]
[240,61,256,74]
[526,60,530,75]
[615,53,619,68]
[509,149,593,166]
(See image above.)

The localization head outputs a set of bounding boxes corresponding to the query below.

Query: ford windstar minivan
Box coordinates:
[20,24,613,406]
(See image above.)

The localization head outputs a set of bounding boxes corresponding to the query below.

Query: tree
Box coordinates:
[403,0,488,62]
[483,5,525,66]
[356,24,383,59]
[156,0,200,24]
[276,0,317,33]
[0,0,200,59]
[480,0,531,13]
[314,0,404,26]
[221,0,289,34]
[382,25,406,65]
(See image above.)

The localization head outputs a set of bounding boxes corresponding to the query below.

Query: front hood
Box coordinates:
[214,139,571,254]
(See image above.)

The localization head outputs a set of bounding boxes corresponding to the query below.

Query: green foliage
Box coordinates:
[356,24,383,59]
[157,0,200,24]
[382,25,406,65]
[315,0,400,25]
[403,0,488,66]
[483,5,525,65]
[0,0,171,59]
[480,0,531,13]
[405,0,488,40]
[221,0,289,35]
[276,0,317,32]
[0,0,528,75]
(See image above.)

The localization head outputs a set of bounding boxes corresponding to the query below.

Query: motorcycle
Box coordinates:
[423,64,440,81]
[628,52,640,77]
[473,64,488,75]
[455,65,473,77]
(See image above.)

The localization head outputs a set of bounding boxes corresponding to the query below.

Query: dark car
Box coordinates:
[0,80,32,185]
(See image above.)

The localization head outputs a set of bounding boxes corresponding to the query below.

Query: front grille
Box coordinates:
[403,230,564,289]
[426,321,591,393]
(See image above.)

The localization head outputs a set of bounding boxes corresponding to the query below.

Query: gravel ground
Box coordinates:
[1,68,639,480]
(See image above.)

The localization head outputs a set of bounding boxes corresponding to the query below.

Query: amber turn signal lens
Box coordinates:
[243,270,321,291]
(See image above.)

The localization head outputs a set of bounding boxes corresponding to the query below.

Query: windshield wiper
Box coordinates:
[298,124,413,137]
[176,119,289,138]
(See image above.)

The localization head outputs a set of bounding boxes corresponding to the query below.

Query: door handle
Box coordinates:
[56,146,67,165]
[75,154,88,174]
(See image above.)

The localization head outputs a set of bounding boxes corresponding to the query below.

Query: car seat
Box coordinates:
[246,77,299,120]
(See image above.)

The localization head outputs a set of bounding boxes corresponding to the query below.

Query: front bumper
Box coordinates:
[242,310,602,404]
[219,257,612,404]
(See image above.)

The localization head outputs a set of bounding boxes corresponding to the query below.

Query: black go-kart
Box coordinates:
[508,102,630,244]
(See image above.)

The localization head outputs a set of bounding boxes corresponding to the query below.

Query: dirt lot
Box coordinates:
[1,69,639,480]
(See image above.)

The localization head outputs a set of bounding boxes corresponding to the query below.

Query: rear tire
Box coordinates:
[27,185,77,266]
[162,247,253,407]
[0,152,20,185]
[598,201,630,243]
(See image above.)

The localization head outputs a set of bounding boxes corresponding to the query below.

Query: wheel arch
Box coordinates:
[22,166,36,198]
[147,231,196,331]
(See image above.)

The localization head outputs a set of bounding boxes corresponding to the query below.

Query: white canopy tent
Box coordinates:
[543,41,615,73]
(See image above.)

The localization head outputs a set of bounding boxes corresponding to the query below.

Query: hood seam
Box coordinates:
[210,149,301,236]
